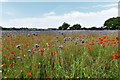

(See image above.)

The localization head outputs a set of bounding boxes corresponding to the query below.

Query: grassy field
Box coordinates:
[1,31,120,79]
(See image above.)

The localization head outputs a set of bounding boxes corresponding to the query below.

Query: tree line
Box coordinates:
[58,17,120,30]
[1,17,120,30]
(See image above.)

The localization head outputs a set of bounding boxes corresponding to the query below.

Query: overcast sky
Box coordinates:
[0,1,119,29]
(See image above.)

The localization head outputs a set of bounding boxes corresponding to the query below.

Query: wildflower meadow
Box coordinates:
[1,30,120,79]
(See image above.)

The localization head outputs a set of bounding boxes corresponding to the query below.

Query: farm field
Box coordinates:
[1,30,120,79]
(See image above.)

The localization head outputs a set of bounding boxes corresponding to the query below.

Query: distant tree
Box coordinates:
[81,27,87,30]
[89,26,97,30]
[58,22,70,30]
[58,26,62,30]
[69,24,81,30]
[104,17,120,30]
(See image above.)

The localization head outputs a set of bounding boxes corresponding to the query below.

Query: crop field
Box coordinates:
[1,30,120,79]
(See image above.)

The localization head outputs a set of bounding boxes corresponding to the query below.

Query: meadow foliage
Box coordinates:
[1,31,120,78]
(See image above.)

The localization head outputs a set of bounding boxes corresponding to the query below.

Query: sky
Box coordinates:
[0,1,119,29]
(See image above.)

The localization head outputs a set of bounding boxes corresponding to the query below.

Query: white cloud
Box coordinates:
[101,3,118,8]
[2,7,118,29]
[44,11,56,16]
[0,0,8,2]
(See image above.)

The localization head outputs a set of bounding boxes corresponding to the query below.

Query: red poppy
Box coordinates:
[80,44,83,46]
[58,59,60,62]
[26,43,29,47]
[53,52,57,56]
[98,41,103,44]
[6,48,9,50]
[10,51,14,54]
[11,43,14,47]
[27,72,32,77]
[103,35,107,39]
[88,47,92,51]
[116,53,119,58]
[85,44,89,47]
[40,50,44,55]
[9,63,13,67]
[116,50,120,54]
[3,55,7,58]
[31,47,35,51]
[111,54,115,59]
[46,76,50,80]
[11,56,15,60]
[32,52,35,55]
[103,39,107,42]
[116,36,119,41]
[37,48,41,50]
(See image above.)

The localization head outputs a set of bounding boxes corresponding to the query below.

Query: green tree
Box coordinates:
[104,17,120,30]
[58,22,70,30]
[69,24,81,30]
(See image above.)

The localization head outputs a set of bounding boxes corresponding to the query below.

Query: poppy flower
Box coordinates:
[3,55,7,58]
[37,48,41,50]
[31,47,35,51]
[32,52,35,55]
[9,63,13,67]
[116,53,119,58]
[58,59,60,62]
[26,43,29,47]
[98,41,103,44]
[103,35,107,39]
[46,76,50,80]
[88,47,92,51]
[80,44,83,46]
[116,36,119,41]
[116,50,120,54]
[6,48,9,50]
[111,54,115,59]
[10,51,14,54]
[53,52,57,56]
[11,43,14,47]
[11,56,15,60]
[27,72,32,77]
[40,50,44,55]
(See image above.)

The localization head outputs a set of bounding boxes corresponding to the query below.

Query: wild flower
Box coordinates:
[16,56,21,59]
[40,50,44,55]
[10,51,14,54]
[88,47,92,51]
[59,45,63,49]
[111,54,116,59]
[9,63,13,67]
[28,50,32,53]
[34,44,40,48]
[16,44,21,50]
[28,34,30,37]
[80,39,85,43]
[53,51,57,56]
[27,72,32,77]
